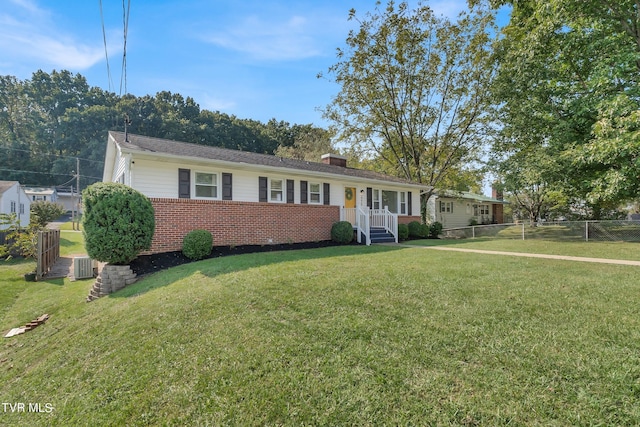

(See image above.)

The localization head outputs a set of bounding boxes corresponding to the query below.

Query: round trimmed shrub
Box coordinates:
[331,221,354,244]
[407,221,422,239]
[397,223,409,241]
[182,229,213,260]
[420,223,430,238]
[429,221,443,238]
[82,182,155,265]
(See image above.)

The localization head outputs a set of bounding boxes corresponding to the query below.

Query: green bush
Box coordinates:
[182,229,213,260]
[82,182,155,265]
[30,201,65,228]
[429,221,443,238]
[331,221,354,244]
[397,223,409,240]
[407,221,422,238]
[468,218,479,226]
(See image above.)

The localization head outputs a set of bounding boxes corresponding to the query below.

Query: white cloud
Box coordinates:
[200,93,237,112]
[203,14,322,61]
[0,1,104,71]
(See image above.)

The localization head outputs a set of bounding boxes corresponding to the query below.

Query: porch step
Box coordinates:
[369,227,396,243]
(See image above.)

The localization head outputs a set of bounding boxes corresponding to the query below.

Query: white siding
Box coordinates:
[433,197,495,228]
[115,155,423,214]
[0,183,30,229]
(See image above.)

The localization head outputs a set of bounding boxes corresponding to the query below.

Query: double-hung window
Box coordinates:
[195,172,218,198]
[10,201,16,213]
[270,179,284,202]
[440,201,453,213]
[309,183,321,204]
[400,192,407,215]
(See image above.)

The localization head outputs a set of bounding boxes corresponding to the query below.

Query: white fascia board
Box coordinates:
[102,134,118,182]
[121,146,428,190]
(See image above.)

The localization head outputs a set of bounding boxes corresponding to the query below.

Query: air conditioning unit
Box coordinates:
[74,256,95,279]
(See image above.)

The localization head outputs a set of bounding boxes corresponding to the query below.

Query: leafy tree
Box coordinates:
[484,0,640,214]
[321,1,497,220]
[30,201,65,229]
[275,124,335,161]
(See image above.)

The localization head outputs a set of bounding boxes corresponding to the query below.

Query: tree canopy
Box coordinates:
[486,0,640,218]
[0,70,333,190]
[321,1,497,218]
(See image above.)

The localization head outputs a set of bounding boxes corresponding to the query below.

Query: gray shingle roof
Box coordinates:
[110,131,427,187]
[0,181,18,195]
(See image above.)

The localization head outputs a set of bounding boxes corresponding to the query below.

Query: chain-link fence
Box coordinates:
[441,220,640,242]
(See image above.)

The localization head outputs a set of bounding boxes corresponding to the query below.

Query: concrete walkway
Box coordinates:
[396,244,640,267]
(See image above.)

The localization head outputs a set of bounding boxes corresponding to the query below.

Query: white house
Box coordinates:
[0,181,31,229]
[56,188,82,214]
[23,187,58,203]
[427,190,508,229]
[103,131,429,253]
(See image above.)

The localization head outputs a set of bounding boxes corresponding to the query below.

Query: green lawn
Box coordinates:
[59,230,86,257]
[1,244,640,425]
[406,238,640,261]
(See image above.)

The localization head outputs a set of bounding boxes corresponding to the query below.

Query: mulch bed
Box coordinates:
[129,240,342,277]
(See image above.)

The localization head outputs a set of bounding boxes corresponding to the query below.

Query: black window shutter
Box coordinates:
[178,168,190,199]
[259,176,268,202]
[366,187,372,209]
[222,173,232,200]
[286,179,295,204]
[323,183,330,205]
[300,181,308,204]
[408,191,412,216]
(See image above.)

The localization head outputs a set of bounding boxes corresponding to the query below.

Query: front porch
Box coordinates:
[340,207,398,245]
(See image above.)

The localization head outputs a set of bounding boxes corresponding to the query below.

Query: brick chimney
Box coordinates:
[321,153,347,167]
[492,183,504,201]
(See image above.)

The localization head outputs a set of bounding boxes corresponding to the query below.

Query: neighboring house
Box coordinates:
[0,181,31,229]
[427,190,508,229]
[23,186,58,203]
[56,187,82,214]
[103,131,428,253]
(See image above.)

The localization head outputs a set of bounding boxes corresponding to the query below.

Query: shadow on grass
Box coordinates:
[40,277,65,286]
[110,244,403,299]
[402,238,498,247]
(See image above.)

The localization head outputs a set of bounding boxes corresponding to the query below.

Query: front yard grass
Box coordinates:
[406,238,640,261]
[1,244,639,425]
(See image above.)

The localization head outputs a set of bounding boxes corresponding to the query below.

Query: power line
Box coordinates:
[120,0,131,96]
[0,168,102,181]
[0,146,104,164]
[99,0,114,92]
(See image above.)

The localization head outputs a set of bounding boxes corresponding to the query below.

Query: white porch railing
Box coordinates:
[340,206,397,244]
[371,208,398,242]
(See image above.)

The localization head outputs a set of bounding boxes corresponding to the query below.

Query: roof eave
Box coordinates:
[119,144,429,189]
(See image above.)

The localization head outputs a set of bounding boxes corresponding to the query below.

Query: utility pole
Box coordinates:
[75,157,80,231]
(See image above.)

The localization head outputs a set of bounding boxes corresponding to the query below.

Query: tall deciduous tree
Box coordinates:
[485,0,640,214]
[321,1,497,219]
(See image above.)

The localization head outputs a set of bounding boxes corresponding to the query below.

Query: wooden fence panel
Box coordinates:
[37,229,60,280]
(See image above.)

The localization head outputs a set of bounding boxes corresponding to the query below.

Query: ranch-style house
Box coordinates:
[102,131,429,253]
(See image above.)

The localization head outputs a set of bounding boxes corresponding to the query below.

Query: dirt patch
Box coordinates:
[129,240,342,276]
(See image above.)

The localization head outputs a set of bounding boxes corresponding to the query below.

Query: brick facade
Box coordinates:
[398,215,423,225]
[146,198,340,254]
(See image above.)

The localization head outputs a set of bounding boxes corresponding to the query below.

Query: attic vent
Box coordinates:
[321,153,347,167]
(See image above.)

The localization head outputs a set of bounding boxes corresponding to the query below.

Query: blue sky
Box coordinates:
[0,0,484,127]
